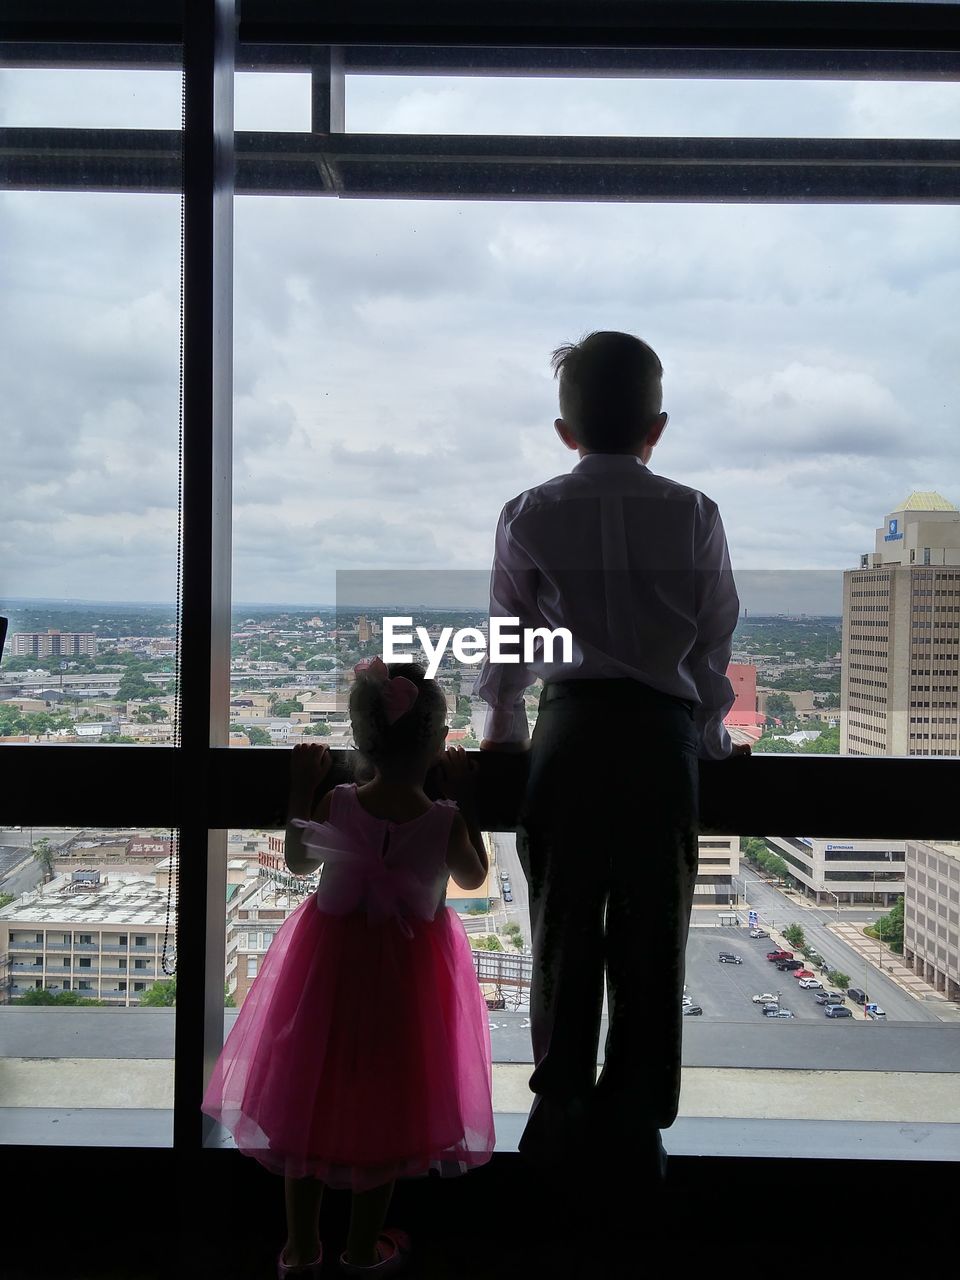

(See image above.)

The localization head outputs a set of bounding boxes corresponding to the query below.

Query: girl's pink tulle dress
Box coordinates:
[201,784,495,1191]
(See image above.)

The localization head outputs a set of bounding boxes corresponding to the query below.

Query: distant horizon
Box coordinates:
[1,595,841,620]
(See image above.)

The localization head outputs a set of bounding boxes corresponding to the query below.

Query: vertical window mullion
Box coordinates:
[174,0,235,1153]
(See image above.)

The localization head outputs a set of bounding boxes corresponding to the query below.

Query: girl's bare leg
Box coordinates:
[282,1175,325,1267]
[345,1180,396,1267]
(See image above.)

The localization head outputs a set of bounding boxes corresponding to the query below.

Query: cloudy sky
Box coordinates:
[2,66,959,614]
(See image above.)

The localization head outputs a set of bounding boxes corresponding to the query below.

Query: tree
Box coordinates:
[246,725,272,746]
[865,895,903,954]
[451,714,471,729]
[32,837,54,880]
[800,724,840,754]
[764,692,797,724]
[273,699,304,717]
[470,936,503,951]
[827,969,851,991]
[138,978,177,1006]
[117,669,156,701]
[135,975,235,1006]
[0,893,13,909]
[752,735,800,755]
[782,923,806,949]
[14,989,103,1005]
[303,721,330,736]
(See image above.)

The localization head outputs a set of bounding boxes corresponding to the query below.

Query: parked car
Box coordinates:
[503,891,513,903]
[815,991,845,1004]
[806,949,822,961]
[774,1009,795,1018]
[798,978,823,989]
[825,1005,853,1018]
[752,993,778,1003]
[761,1003,781,1016]
[502,881,512,894]
[683,1004,703,1016]
[866,1005,887,1019]
[749,929,769,939]
[718,952,742,964]
[766,950,794,962]
[847,987,868,1004]
[792,969,815,979]
[499,870,510,882]
[777,960,805,971]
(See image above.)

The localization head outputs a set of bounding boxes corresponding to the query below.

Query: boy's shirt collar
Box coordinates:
[573,453,649,472]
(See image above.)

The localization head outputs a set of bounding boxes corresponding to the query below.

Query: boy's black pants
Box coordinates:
[515,678,699,1181]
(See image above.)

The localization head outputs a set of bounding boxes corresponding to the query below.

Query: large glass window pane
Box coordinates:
[347,74,960,139]
[0,63,183,747]
[231,192,959,761]
[0,823,178,1147]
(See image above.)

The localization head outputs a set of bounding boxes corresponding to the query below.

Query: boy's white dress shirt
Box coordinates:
[475,453,739,760]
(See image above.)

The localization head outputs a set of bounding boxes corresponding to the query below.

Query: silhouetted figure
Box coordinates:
[202,661,494,1277]
[476,331,747,1246]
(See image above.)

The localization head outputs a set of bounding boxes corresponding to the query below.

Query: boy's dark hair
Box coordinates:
[349,662,447,767]
[552,330,663,452]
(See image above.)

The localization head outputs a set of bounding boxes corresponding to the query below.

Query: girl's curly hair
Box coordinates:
[349,662,447,767]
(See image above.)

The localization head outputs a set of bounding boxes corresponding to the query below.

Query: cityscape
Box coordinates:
[2,491,959,1138]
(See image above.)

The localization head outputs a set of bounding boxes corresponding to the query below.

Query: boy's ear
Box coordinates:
[646,411,668,447]
[554,418,580,451]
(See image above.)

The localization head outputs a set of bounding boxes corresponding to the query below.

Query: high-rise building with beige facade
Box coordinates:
[12,630,97,658]
[841,492,960,757]
[904,840,960,1001]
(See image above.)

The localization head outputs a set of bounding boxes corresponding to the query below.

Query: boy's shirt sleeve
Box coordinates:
[690,498,740,761]
[475,504,540,744]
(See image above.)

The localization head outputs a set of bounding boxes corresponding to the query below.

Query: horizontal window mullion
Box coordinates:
[2,744,959,837]
[3,129,960,201]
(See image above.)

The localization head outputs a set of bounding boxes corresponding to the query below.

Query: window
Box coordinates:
[246,956,258,980]
[5,4,959,1173]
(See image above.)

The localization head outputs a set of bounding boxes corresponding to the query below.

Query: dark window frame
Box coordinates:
[2,0,959,1169]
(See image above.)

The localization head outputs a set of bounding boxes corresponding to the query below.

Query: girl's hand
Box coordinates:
[290,742,333,788]
[437,744,478,803]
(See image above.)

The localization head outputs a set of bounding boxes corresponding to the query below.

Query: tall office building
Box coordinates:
[841,492,960,756]
[12,630,96,658]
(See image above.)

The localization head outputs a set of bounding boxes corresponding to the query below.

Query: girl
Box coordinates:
[201,659,494,1277]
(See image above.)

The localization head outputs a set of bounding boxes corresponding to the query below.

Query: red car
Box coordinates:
[766,950,794,962]
[792,969,814,979]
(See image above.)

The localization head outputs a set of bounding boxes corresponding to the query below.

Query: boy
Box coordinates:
[476,331,747,1204]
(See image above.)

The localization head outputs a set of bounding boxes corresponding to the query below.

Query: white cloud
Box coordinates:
[3,70,960,609]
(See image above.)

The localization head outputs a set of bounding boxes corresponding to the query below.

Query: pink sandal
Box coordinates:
[339,1229,411,1275]
[277,1243,323,1278]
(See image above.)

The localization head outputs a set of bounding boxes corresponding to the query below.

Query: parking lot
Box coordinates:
[683,928,856,1023]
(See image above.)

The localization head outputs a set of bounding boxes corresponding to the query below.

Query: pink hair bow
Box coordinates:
[354,656,419,725]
